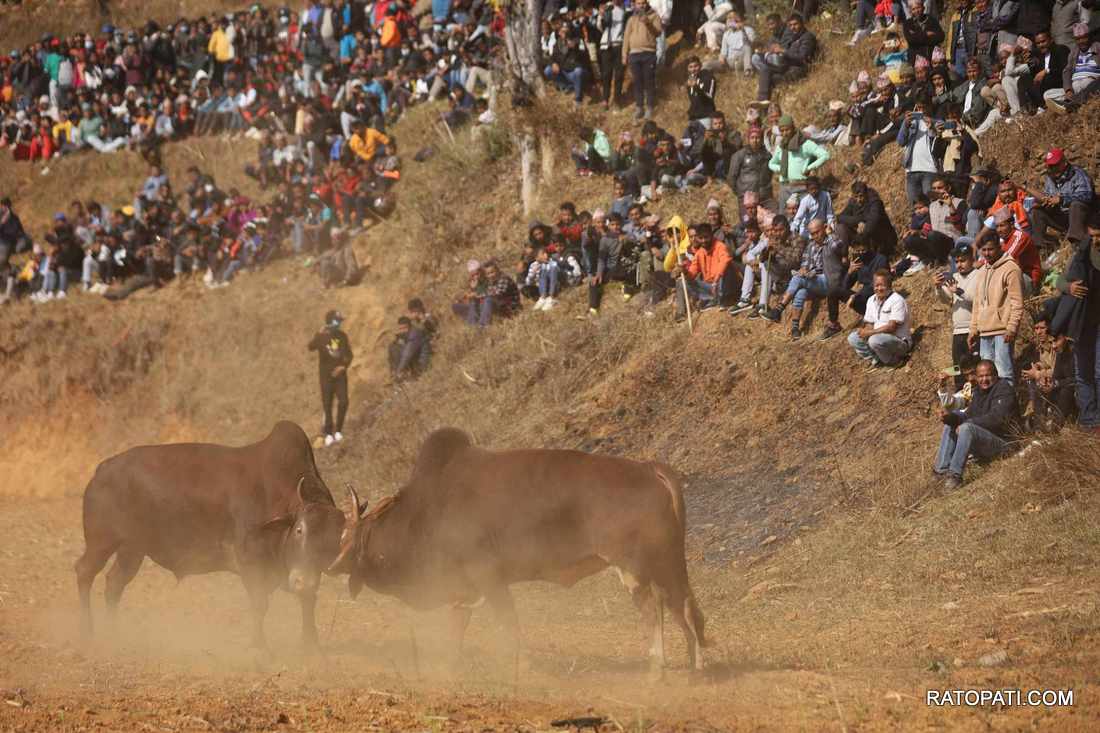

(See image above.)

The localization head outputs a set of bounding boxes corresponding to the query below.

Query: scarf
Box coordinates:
[780,130,805,182]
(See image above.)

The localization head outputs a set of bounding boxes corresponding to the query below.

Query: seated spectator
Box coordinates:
[821,238,889,340]
[969,234,1024,384]
[388,316,427,382]
[526,246,561,311]
[544,33,590,107]
[902,0,944,66]
[801,100,848,146]
[900,176,966,275]
[703,13,754,75]
[937,353,981,411]
[790,176,834,239]
[1019,312,1076,431]
[673,222,734,318]
[1045,23,1100,112]
[764,218,842,339]
[836,182,898,258]
[1030,147,1095,252]
[572,127,612,176]
[317,230,361,288]
[934,242,980,389]
[692,111,740,182]
[697,0,735,51]
[933,359,1019,489]
[847,269,912,366]
[587,212,634,316]
[966,166,1000,237]
[752,13,817,101]
[982,177,1031,236]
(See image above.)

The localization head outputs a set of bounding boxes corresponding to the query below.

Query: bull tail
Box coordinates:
[652,463,686,534]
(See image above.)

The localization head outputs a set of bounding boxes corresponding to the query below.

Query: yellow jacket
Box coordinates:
[208,29,234,62]
[349,128,390,162]
[662,214,692,273]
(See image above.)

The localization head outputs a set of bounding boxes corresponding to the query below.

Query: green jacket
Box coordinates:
[768,135,830,184]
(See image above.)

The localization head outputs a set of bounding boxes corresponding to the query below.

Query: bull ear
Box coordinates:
[296,476,307,504]
[242,515,294,566]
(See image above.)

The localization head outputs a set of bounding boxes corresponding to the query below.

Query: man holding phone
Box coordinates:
[935,243,979,389]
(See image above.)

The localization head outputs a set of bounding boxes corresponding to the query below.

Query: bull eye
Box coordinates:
[295,525,304,535]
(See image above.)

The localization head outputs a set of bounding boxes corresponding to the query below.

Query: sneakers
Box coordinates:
[334,431,344,443]
[543,297,559,310]
[324,434,335,447]
[56,290,66,300]
[902,260,926,277]
[644,106,654,119]
[942,475,962,490]
[818,324,842,341]
[728,300,754,316]
[634,107,645,120]
[790,324,802,340]
[762,306,783,323]
[747,306,764,319]
[533,296,548,311]
[622,291,634,302]
[588,307,599,317]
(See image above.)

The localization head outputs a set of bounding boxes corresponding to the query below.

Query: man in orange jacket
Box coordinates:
[674,221,735,319]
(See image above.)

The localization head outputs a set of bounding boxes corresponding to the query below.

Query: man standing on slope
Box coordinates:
[308,310,353,447]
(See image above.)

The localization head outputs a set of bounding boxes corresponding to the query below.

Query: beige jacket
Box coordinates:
[622,10,661,63]
[969,254,1024,339]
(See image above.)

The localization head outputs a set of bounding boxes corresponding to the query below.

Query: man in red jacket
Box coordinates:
[990,207,1041,295]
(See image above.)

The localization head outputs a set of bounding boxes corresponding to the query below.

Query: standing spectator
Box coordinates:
[623,0,662,119]
[933,359,1019,489]
[752,13,817,101]
[969,234,1024,384]
[934,243,980,388]
[308,310,353,447]
[847,269,913,366]
[597,0,627,109]
[1055,218,1100,430]
[768,115,830,207]
[1030,147,1095,252]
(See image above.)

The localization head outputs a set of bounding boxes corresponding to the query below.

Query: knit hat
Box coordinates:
[875,74,892,90]
[997,42,1015,56]
[1072,22,1090,37]
[931,46,946,63]
[992,207,1013,224]
[742,191,759,205]
[1015,36,1033,50]
[466,259,481,273]
[856,70,871,84]
[706,198,721,211]
[644,214,661,227]
[828,99,845,111]
[592,208,606,220]
[746,107,760,121]
[914,55,930,70]
[778,114,794,126]
[786,193,801,207]
[848,80,860,94]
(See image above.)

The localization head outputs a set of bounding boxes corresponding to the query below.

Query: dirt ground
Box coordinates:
[1,492,1095,732]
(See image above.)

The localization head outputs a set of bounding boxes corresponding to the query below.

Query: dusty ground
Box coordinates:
[1,489,1097,732]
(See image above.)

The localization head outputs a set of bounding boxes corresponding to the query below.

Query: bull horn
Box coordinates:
[346,483,367,521]
[296,476,307,504]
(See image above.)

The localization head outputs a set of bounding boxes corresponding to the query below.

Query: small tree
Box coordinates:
[502,0,545,215]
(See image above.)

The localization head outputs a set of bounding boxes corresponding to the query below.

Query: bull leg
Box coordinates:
[75,544,116,638]
[300,591,320,653]
[484,586,521,682]
[449,603,474,664]
[104,548,144,617]
[663,587,703,673]
[620,566,665,680]
[243,580,270,650]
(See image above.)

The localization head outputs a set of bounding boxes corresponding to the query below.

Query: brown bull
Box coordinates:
[75,421,346,650]
[330,428,707,674]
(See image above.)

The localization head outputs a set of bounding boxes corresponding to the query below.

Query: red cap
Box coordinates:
[1044,148,1065,166]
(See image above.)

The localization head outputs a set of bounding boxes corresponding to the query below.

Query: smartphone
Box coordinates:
[941,366,961,377]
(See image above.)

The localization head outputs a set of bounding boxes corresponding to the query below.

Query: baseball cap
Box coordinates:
[1044,148,1065,166]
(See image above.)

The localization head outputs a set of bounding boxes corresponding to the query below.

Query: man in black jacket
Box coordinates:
[308,310,353,447]
[903,0,946,65]
[752,13,817,101]
[685,56,717,122]
[1055,218,1100,429]
[835,182,897,258]
[1022,31,1071,110]
[933,359,1019,488]
[545,33,589,105]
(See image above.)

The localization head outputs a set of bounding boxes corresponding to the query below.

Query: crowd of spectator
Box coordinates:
[445,0,1100,490]
[0,0,507,309]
